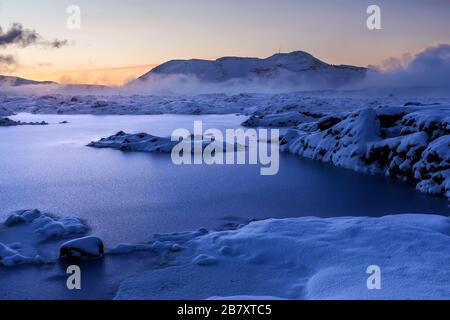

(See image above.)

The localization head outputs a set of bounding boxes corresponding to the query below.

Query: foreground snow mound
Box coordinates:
[60,236,104,259]
[115,214,450,300]
[281,106,450,198]
[0,117,48,127]
[1,209,88,267]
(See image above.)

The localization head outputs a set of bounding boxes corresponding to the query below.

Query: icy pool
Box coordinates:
[0,113,448,299]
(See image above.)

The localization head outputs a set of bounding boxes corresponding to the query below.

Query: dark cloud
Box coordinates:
[0,54,16,65]
[0,54,18,72]
[0,23,68,49]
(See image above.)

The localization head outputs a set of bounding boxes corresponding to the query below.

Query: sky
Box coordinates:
[0,0,449,85]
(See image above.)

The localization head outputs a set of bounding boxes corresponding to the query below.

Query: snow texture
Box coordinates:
[115,214,450,300]
[1,209,88,267]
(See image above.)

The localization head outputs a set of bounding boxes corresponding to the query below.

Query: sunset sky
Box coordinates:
[0,0,449,85]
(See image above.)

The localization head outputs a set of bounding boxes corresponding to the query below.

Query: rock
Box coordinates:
[59,236,104,259]
[0,117,48,126]
[193,254,218,266]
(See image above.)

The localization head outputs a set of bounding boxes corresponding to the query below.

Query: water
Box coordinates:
[0,113,448,299]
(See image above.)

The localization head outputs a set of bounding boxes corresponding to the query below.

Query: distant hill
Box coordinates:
[137,51,367,87]
[0,75,56,87]
[0,75,109,93]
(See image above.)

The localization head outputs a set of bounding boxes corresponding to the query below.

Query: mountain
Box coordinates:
[0,75,56,87]
[137,51,367,87]
[0,75,109,93]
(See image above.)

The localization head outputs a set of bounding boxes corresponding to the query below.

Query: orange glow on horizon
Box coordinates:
[12,64,157,86]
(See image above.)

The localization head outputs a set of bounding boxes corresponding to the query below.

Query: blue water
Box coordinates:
[0,113,448,299]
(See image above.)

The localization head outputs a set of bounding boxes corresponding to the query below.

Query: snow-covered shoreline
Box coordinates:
[280,105,450,199]
[114,213,450,300]
[2,209,450,299]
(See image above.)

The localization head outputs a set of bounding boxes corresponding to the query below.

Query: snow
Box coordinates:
[114,214,450,300]
[0,242,43,267]
[88,131,178,153]
[0,209,88,267]
[88,131,242,154]
[281,105,450,198]
[60,236,104,259]
[2,89,449,117]
[4,209,87,241]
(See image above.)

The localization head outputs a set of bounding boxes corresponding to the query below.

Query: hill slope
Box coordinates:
[137,51,367,87]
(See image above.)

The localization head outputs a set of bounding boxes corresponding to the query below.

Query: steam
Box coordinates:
[362,44,450,89]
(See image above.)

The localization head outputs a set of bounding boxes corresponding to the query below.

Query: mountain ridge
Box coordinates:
[137,51,367,86]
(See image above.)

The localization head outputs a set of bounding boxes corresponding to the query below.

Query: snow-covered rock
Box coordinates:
[114,214,450,300]
[3,209,88,242]
[59,236,104,259]
[88,131,178,153]
[281,106,450,198]
[88,131,242,154]
[0,117,48,127]
[1,209,88,267]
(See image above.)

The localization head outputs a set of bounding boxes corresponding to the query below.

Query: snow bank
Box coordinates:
[281,106,450,198]
[115,214,450,300]
[1,209,88,267]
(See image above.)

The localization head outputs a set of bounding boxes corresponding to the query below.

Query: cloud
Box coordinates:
[0,54,18,72]
[0,54,16,65]
[0,23,68,49]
